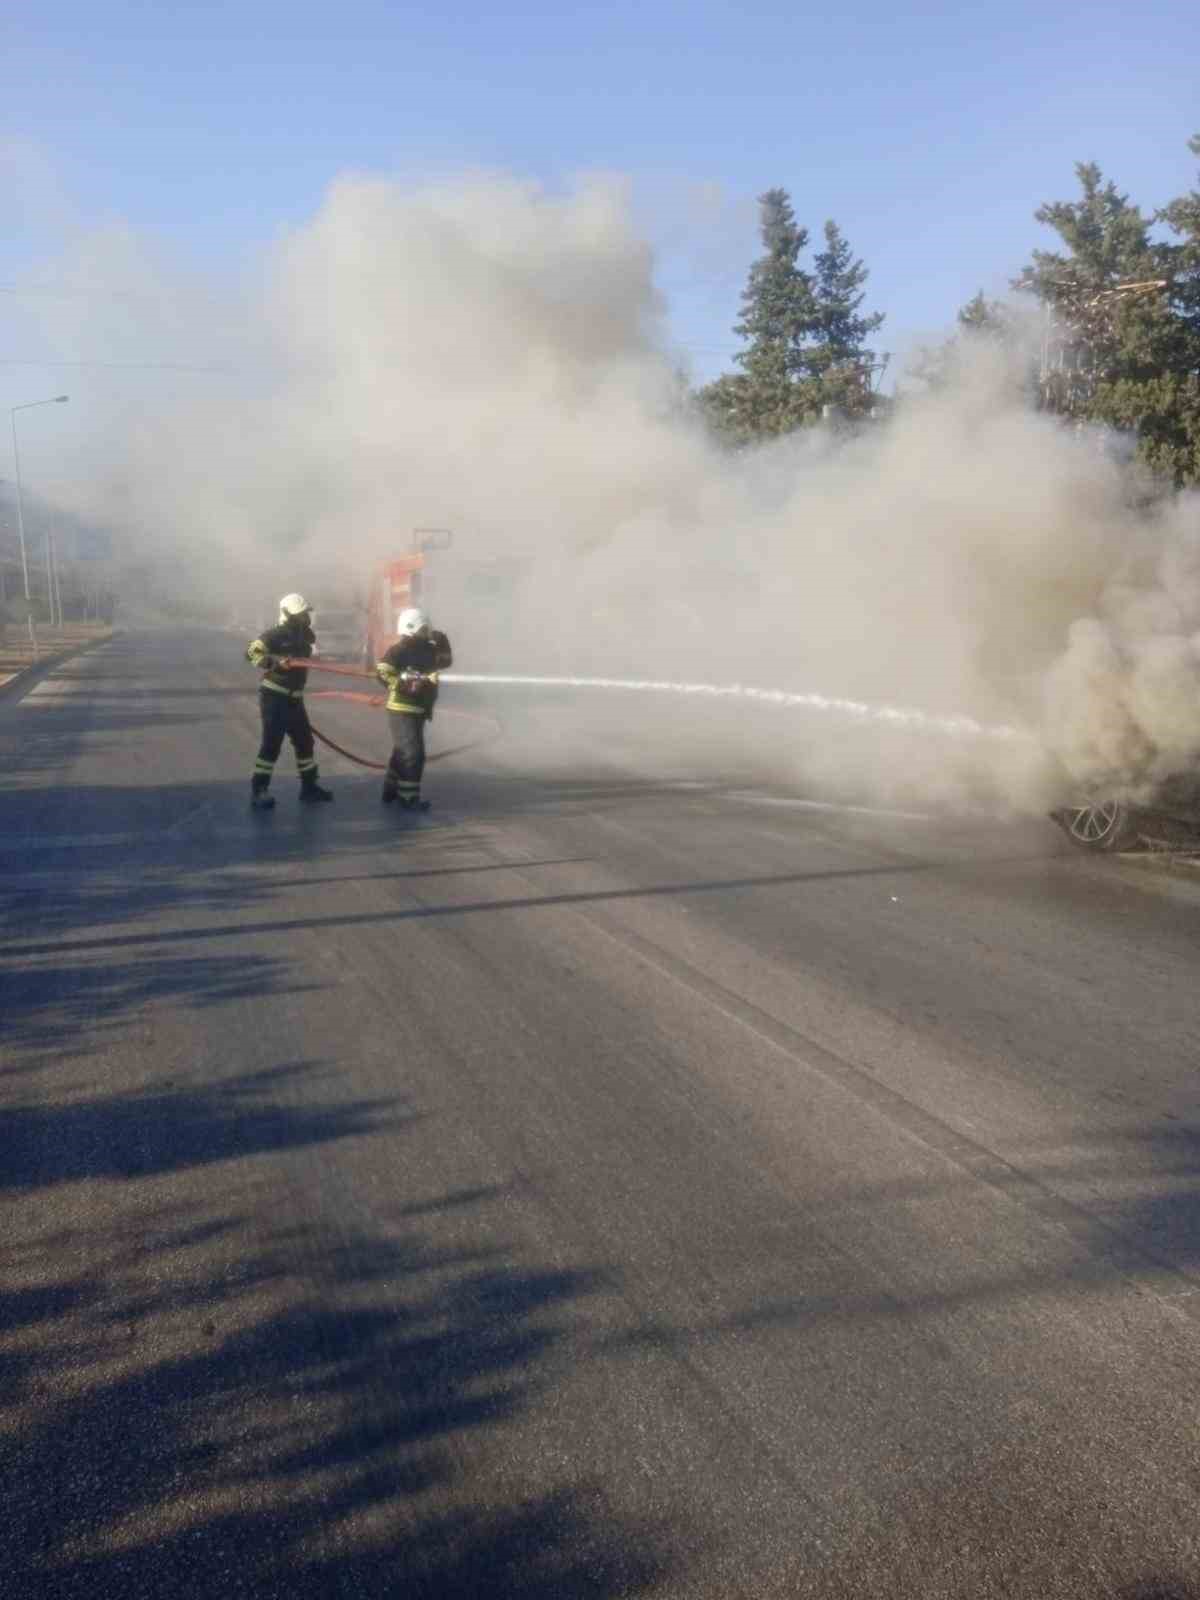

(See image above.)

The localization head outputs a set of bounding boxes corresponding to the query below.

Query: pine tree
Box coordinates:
[1016,148,1200,485]
[1024,162,1154,294]
[1160,135,1200,284]
[1145,133,1200,485]
[906,291,1015,395]
[956,291,1010,337]
[1015,162,1168,418]
[699,192,885,441]
[807,220,886,417]
[699,189,821,443]
[734,189,817,385]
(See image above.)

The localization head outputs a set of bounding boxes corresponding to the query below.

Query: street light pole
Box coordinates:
[9,396,69,636]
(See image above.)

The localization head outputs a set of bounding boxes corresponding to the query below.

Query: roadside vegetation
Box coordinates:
[698,133,1200,490]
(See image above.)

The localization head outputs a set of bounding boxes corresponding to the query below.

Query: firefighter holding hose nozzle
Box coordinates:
[375,607,453,811]
[244,593,334,810]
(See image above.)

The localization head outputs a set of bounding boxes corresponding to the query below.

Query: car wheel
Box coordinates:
[1052,800,1142,852]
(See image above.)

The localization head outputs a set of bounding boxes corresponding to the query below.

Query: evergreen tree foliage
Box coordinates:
[698,191,884,443]
[906,291,1017,394]
[1023,162,1155,294]
[697,138,1200,484]
[1149,134,1200,485]
[1015,145,1200,485]
[808,221,887,415]
[956,291,1010,337]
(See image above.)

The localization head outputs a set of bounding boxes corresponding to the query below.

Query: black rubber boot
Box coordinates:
[250,780,275,811]
[399,795,431,812]
[300,781,334,803]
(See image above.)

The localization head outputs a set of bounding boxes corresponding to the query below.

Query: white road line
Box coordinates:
[726,792,936,822]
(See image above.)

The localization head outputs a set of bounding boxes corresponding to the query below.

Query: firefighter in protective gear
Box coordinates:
[375,607,453,810]
[244,594,333,809]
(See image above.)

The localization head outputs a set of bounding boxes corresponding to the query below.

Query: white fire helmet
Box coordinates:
[278,592,310,624]
[396,607,429,638]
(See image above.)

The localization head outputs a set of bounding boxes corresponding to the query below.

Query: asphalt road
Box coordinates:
[3,629,1200,1599]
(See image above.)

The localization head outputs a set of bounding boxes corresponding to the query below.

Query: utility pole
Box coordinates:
[45,526,58,628]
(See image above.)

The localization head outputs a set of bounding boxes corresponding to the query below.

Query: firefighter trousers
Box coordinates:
[385,710,427,799]
[253,689,319,790]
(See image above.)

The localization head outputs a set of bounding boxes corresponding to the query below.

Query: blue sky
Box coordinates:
[3,0,1198,408]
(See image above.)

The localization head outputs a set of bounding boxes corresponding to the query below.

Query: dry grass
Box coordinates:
[0,622,113,685]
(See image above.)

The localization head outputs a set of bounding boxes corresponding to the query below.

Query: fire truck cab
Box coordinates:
[364,555,425,666]
[363,532,452,666]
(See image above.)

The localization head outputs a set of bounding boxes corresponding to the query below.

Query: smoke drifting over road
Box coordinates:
[11,166,1200,812]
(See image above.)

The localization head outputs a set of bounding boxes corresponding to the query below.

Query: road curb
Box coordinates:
[0,630,116,700]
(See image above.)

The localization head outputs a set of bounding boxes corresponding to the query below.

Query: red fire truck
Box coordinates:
[362,530,452,666]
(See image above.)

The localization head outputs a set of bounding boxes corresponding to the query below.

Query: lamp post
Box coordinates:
[9,396,69,634]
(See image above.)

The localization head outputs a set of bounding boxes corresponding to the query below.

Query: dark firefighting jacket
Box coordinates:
[245,619,316,699]
[376,631,453,717]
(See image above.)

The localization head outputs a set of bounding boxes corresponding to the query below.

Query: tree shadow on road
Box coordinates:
[1,1176,674,1597]
[0,944,318,1065]
[0,1060,403,1192]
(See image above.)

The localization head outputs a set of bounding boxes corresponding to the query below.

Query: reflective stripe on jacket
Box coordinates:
[375,631,452,716]
[246,620,315,695]
[257,675,305,701]
[375,664,440,714]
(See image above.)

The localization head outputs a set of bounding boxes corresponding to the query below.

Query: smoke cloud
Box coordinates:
[9,165,1200,815]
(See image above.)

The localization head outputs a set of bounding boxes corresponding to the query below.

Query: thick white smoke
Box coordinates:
[10,167,1200,813]
[1042,491,1200,801]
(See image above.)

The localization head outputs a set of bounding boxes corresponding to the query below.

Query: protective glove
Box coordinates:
[259,654,278,671]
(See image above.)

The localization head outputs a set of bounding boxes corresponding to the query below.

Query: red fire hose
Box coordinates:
[282,658,374,681]
[273,657,493,771]
[308,720,390,770]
